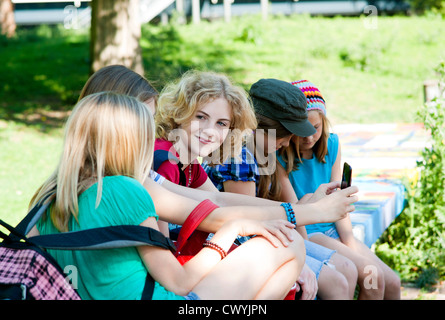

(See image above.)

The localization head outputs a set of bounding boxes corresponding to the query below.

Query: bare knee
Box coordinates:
[358,262,385,299]
[288,229,306,263]
[318,268,351,300]
[331,253,358,285]
[384,270,401,299]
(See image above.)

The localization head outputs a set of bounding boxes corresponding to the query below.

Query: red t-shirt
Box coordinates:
[154,139,208,188]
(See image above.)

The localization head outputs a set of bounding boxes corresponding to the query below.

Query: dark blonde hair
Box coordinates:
[79,65,158,104]
[155,70,257,164]
[254,114,293,201]
[279,110,331,174]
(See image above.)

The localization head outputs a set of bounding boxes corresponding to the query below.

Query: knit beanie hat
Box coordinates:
[291,80,326,115]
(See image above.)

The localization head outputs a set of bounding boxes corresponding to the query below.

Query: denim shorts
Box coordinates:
[304,240,336,280]
[308,227,341,240]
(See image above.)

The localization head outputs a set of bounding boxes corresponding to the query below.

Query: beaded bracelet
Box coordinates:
[280,202,297,226]
[203,241,227,259]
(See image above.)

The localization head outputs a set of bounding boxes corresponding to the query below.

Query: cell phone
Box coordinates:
[341,162,352,189]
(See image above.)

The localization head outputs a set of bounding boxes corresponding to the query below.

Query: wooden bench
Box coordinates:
[335,123,429,247]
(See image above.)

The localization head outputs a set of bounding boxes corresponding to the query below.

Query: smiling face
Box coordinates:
[178,97,232,162]
[295,110,323,158]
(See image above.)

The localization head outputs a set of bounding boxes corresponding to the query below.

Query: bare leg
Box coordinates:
[193,229,305,300]
[317,264,350,299]
[347,237,401,300]
[329,252,358,299]
[310,234,385,300]
[317,252,358,300]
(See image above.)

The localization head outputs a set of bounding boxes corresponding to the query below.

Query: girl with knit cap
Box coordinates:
[277,80,401,300]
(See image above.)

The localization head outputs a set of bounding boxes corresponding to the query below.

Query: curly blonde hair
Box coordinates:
[155,70,257,164]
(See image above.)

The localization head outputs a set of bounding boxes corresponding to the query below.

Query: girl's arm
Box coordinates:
[137,216,296,296]
[196,177,224,192]
[222,180,256,197]
[276,162,299,203]
[149,175,282,207]
[143,175,358,233]
[276,162,310,239]
[330,141,342,183]
[331,142,357,247]
[218,176,315,240]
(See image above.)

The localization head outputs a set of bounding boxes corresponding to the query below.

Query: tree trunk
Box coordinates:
[0,0,16,38]
[90,0,144,75]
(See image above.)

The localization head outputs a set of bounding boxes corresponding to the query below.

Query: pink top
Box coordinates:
[154,139,208,188]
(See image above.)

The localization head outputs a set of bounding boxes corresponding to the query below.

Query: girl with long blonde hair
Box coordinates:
[29,91,307,300]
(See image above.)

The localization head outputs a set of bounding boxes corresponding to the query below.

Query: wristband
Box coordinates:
[203,241,227,259]
[280,202,297,226]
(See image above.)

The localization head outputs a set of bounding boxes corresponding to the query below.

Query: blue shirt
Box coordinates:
[277,133,339,234]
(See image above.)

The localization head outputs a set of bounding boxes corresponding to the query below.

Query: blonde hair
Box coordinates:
[155,70,257,164]
[30,92,155,232]
[279,110,331,174]
[79,64,158,104]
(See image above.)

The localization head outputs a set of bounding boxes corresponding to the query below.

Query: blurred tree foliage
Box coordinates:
[375,61,445,286]
[407,0,445,15]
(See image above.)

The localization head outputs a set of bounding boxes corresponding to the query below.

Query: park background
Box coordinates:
[0,0,444,299]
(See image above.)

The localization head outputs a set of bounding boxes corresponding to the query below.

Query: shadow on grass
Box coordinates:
[0,26,90,130]
[1,23,245,130]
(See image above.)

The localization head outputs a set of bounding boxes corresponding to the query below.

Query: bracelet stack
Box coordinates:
[280,202,297,226]
[203,241,228,259]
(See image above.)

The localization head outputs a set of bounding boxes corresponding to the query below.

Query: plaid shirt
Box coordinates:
[202,145,260,192]
[202,145,260,245]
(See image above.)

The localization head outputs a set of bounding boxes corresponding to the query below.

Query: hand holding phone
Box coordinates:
[341,162,352,189]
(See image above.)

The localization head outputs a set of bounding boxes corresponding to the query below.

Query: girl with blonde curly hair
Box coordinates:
[154,70,258,191]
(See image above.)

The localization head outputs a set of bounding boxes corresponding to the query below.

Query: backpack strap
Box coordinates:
[153,149,187,186]
[2,193,177,300]
[29,224,175,251]
[15,193,53,236]
[175,199,219,254]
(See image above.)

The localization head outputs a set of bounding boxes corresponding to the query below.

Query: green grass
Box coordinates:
[141,14,445,124]
[0,121,62,226]
[1,15,444,227]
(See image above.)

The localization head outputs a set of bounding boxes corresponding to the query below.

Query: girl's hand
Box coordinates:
[234,219,297,248]
[309,181,342,203]
[295,264,318,300]
[313,184,359,223]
